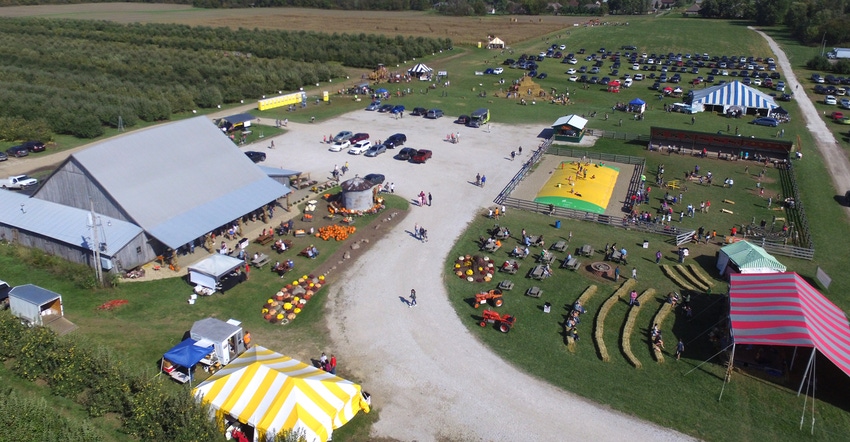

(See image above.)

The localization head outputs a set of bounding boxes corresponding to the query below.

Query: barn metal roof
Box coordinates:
[0,190,142,256]
[63,117,289,248]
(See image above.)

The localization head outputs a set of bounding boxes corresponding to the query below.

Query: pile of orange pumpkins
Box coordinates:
[261,274,325,325]
[316,225,356,241]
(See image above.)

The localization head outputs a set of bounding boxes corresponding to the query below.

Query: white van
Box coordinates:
[623,78,634,88]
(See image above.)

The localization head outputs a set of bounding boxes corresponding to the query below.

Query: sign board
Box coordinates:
[258,91,307,111]
[816,266,831,289]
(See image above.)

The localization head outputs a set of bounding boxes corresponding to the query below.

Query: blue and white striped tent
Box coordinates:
[688,81,778,114]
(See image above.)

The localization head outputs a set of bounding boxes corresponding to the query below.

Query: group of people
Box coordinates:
[413,223,429,242]
[566,300,587,341]
[318,352,337,374]
[475,173,487,187]
[272,259,294,277]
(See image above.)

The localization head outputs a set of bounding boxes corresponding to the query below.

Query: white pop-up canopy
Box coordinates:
[187,254,245,290]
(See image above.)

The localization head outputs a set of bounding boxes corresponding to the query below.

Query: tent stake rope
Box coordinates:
[718,343,735,402]
[685,342,733,377]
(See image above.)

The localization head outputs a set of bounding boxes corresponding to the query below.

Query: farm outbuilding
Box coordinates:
[341,176,379,212]
[31,117,290,272]
[0,190,147,270]
[551,115,588,142]
[8,284,76,335]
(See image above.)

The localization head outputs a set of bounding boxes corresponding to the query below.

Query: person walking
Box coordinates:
[480,175,486,187]
[510,150,516,160]
[629,290,638,306]
[518,146,523,155]
[409,289,417,307]
[614,266,620,282]
[675,339,685,360]
[329,354,337,374]
[631,267,637,280]
[428,192,433,206]
[414,223,420,240]
[475,173,481,186]
[655,250,662,264]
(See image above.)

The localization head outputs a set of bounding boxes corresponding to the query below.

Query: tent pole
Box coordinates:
[810,356,816,435]
[789,346,798,372]
[797,347,816,396]
[719,343,735,402]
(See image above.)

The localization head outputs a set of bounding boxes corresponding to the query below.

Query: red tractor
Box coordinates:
[479,309,516,333]
[473,289,504,308]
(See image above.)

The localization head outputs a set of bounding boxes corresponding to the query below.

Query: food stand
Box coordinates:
[190,318,246,367]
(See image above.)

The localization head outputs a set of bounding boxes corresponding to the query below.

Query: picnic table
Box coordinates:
[483,242,501,253]
[527,235,541,246]
[609,250,625,263]
[498,280,515,291]
[494,229,510,240]
[255,233,275,245]
[500,260,520,274]
[251,253,271,268]
[552,240,567,252]
[529,264,549,280]
[562,257,580,271]
[580,244,593,257]
[526,286,543,298]
[510,248,529,259]
[538,251,556,264]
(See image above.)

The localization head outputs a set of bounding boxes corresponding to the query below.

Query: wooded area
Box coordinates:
[0,17,449,139]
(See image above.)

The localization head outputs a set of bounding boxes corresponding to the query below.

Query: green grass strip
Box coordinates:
[594,279,636,362]
[621,289,655,369]
[687,264,715,288]
[661,264,697,291]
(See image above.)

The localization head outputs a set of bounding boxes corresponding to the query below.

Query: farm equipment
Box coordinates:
[473,289,503,308]
[479,309,516,333]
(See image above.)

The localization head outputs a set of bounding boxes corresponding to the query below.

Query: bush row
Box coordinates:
[0,388,105,442]
[0,17,450,139]
[0,310,222,441]
[806,56,850,75]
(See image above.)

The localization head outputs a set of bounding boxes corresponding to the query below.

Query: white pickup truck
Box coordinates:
[2,175,38,190]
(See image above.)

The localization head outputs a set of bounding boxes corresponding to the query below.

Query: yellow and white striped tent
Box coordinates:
[193,346,370,442]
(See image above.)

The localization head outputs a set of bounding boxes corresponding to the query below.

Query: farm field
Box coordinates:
[0,5,849,441]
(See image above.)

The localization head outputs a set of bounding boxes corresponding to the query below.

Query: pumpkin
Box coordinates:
[304,294,313,300]
[319,275,325,281]
[294,308,301,314]
[283,302,293,310]
[292,297,300,303]
[467,277,474,282]
[261,308,269,314]
[263,313,273,320]
[277,313,285,320]
[267,298,274,304]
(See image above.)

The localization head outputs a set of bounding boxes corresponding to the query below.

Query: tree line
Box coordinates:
[0,18,449,140]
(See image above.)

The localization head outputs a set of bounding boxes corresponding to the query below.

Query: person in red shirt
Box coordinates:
[731,226,737,237]
[329,355,337,375]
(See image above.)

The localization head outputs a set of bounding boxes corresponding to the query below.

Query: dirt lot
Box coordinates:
[0,4,592,45]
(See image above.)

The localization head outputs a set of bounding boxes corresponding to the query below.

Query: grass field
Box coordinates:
[2,5,850,441]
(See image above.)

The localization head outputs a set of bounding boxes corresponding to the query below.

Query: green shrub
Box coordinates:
[14,326,58,381]
[806,55,831,71]
[0,389,106,442]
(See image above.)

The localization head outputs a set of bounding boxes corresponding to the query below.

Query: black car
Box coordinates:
[6,145,28,158]
[395,147,417,161]
[410,107,427,116]
[0,151,7,162]
[244,151,266,163]
[22,141,45,152]
[377,104,393,113]
[536,73,548,79]
[385,133,407,148]
[455,115,470,124]
[364,173,386,184]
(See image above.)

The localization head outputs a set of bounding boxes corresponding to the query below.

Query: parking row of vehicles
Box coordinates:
[1,141,45,161]
[330,130,432,163]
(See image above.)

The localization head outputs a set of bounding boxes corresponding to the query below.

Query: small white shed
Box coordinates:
[9,284,77,335]
[190,318,246,366]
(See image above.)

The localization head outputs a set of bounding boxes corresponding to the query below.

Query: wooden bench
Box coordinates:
[526,286,543,298]
[255,233,275,245]
[482,243,501,253]
[252,253,271,268]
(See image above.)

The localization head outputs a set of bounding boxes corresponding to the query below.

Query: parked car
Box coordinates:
[831,111,845,121]
[0,151,7,162]
[332,131,353,142]
[348,140,372,155]
[426,109,444,119]
[536,73,548,79]
[825,95,837,105]
[492,67,504,75]
[385,133,407,147]
[410,107,427,116]
[840,98,850,109]
[752,117,779,127]
[410,149,433,163]
[377,104,393,113]
[365,101,381,111]
[455,115,470,124]
[566,68,577,75]
[22,141,45,153]
[363,174,385,184]
[349,133,369,143]
[364,143,387,157]
[395,147,417,161]
[568,75,579,82]
[244,151,266,163]
[2,175,38,189]
[329,140,350,152]
[5,145,29,158]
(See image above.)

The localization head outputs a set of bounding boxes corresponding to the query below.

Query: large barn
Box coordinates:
[0,117,291,272]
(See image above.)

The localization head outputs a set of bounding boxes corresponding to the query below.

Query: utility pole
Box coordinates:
[89,201,103,286]
[821,32,827,57]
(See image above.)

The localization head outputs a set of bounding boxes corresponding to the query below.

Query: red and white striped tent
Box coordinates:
[728,273,850,395]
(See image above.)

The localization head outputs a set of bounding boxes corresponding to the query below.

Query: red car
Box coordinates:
[411,149,432,163]
[349,133,370,143]
[831,111,844,121]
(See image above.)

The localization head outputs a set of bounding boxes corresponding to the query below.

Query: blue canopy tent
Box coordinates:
[628,98,646,114]
[162,338,215,385]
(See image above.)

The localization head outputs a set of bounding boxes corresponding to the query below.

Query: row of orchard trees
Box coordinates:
[0,18,451,139]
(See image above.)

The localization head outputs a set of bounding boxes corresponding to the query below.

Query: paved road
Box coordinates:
[751,27,850,214]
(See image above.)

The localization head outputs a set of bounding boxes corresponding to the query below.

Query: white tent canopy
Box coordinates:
[716,240,786,275]
[408,63,433,74]
[188,254,245,290]
[689,80,778,115]
[552,114,588,131]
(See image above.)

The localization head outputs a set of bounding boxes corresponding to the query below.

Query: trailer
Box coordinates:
[828,48,850,60]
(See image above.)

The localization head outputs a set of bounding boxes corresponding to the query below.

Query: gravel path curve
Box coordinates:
[751,27,850,213]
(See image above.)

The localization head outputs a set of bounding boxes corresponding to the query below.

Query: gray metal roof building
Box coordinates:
[20,117,290,271]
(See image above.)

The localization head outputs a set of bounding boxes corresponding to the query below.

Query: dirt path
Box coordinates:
[751,27,850,215]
